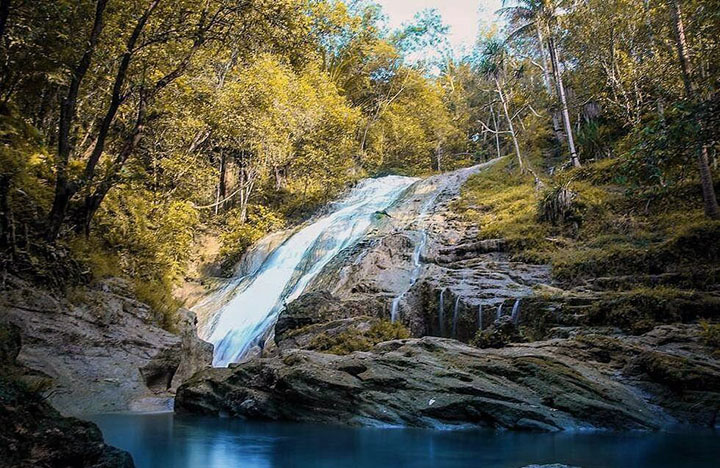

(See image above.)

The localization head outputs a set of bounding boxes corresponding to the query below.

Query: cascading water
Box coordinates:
[451,296,461,338]
[389,183,443,322]
[438,288,446,337]
[510,298,521,325]
[389,230,427,322]
[202,175,418,367]
[477,304,483,330]
[496,301,504,320]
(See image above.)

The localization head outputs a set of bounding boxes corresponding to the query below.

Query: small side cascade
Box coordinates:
[477,304,483,330]
[390,296,402,322]
[438,288,446,337]
[511,298,522,325]
[390,230,428,323]
[451,296,461,339]
[496,301,504,321]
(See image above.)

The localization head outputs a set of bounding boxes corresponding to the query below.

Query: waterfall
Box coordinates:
[390,295,402,322]
[478,304,483,330]
[451,296,461,338]
[202,175,418,367]
[511,298,522,325]
[388,177,450,323]
[438,288,446,337]
[496,301,504,320]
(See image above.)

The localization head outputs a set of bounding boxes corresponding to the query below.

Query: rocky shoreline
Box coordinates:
[176,326,719,431]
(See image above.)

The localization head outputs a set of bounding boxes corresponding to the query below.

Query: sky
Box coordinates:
[374,0,503,55]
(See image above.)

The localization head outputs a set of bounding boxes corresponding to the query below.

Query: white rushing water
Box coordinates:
[203,175,418,367]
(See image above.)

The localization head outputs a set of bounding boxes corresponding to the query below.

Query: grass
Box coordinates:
[457,157,719,282]
[701,321,720,357]
[133,278,183,333]
[456,156,720,336]
[454,157,551,259]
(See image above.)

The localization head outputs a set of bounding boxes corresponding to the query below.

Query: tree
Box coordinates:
[477,38,525,171]
[500,0,580,167]
[667,0,719,219]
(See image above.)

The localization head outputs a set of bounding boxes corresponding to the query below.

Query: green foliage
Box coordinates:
[308,320,410,355]
[470,318,521,349]
[219,205,285,273]
[67,237,122,281]
[587,287,720,333]
[4,0,720,343]
[93,190,199,282]
[552,220,720,283]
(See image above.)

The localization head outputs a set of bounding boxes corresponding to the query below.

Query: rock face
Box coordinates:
[302,160,552,345]
[0,323,134,468]
[0,276,213,415]
[176,326,720,430]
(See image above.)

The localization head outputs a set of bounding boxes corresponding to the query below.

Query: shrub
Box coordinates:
[470,317,521,348]
[133,278,183,333]
[587,287,719,332]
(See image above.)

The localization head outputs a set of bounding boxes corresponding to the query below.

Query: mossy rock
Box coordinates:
[633,351,720,392]
[307,320,410,355]
[586,287,720,331]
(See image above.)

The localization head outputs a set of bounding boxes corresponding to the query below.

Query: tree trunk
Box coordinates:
[547,37,581,168]
[491,105,501,159]
[46,0,109,241]
[668,0,693,96]
[215,150,226,216]
[495,78,524,170]
[0,174,10,248]
[77,95,148,235]
[435,141,443,171]
[536,25,563,143]
[668,0,719,219]
[81,0,160,187]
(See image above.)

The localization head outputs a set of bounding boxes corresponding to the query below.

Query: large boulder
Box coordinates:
[0,276,213,414]
[176,333,716,431]
[0,322,134,467]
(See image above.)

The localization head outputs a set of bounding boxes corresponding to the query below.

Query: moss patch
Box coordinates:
[308,320,410,355]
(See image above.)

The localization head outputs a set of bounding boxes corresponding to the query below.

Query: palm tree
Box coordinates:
[499,0,581,168]
[477,38,525,171]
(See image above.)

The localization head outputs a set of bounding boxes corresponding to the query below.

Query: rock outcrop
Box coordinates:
[176,326,720,430]
[0,323,134,467]
[299,160,553,345]
[0,275,213,415]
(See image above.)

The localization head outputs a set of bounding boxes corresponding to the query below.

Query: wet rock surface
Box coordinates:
[176,327,719,430]
[0,276,213,415]
[0,323,134,467]
[302,160,552,344]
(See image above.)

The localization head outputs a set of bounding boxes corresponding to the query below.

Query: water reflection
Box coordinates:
[90,413,720,468]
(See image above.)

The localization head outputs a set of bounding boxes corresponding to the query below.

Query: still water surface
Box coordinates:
[90,412,720,468]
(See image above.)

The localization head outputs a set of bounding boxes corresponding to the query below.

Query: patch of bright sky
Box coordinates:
[374,0,503,56]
